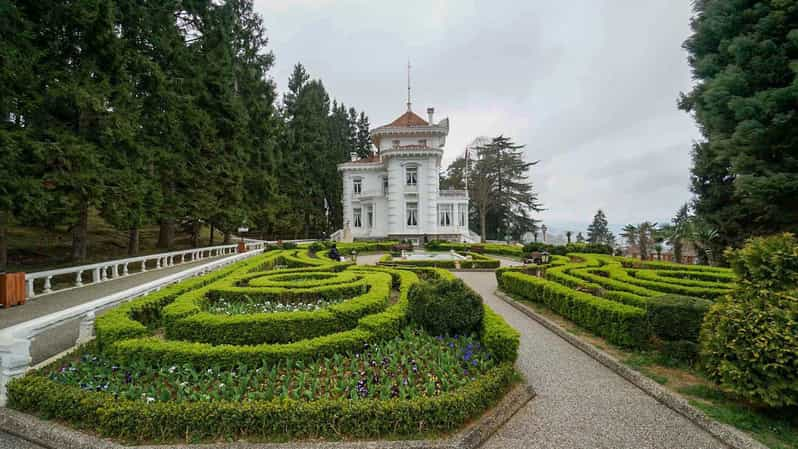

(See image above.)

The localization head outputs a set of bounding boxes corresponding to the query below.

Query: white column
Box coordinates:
[43,276,52,294]
[76,311,95,345]
[75,271,84,288]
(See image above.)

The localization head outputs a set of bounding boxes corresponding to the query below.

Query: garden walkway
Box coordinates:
[455,269,727,449]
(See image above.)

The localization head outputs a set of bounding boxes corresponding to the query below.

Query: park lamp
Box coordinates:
[541,251,550,264]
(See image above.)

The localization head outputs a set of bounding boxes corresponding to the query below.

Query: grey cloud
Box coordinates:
[256,0,700,228]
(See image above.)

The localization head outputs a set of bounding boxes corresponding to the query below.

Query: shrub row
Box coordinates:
[7,363,515,443]
[94,251,284,349]
[164,273,391,345]
[500,271,648,347]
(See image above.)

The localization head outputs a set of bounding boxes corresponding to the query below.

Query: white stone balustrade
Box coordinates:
[23,242,266,300]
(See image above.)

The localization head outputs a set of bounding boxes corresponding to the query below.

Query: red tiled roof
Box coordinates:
[388,110,428,127]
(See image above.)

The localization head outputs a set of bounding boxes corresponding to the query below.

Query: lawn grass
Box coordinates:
[507,293,797,449]
[7,208,226,271]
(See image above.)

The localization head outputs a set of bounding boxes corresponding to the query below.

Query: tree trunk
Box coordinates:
[673,241,683,264]
[127,228,139,256]
[190,221,200,248]
[223,231,232,244]
[71,202,89,262]
[157,219,175,249]
[0,211,8,272]
[209,224,215,246]
[479,209,487,243]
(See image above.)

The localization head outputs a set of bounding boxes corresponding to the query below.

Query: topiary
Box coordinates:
[700,233,798,407]
[647,294,711,342]
[407,279,484,336]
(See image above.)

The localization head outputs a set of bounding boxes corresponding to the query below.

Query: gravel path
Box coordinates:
[455,270,727,449]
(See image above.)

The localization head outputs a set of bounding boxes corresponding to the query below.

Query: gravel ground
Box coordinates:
[455,270,727,449]
[0,432,44,449]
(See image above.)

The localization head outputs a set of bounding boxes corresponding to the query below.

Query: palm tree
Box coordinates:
[621,224,638,249]
[667,203,691,263]
[565,231,572,244]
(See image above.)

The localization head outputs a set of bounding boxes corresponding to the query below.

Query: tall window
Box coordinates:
[438,204,452,226]
[353,208,362,228]
[406,202,418,227]
[353,178,362,195]
[382,176,389,194]
[406,166,417,186]
[458,204,467,227]
[366,205,374,228]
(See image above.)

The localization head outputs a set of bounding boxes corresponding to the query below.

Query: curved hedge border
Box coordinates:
[8,363,515,443]
[497,254,735,350]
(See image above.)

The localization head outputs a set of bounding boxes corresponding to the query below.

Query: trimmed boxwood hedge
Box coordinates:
[7,363,516,443]
[14,245,523,444]
[500,271,648,347]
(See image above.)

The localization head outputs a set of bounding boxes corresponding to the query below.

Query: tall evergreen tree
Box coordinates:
[587,209,613,245]
[680,1,798,255]
[356,111,371,157]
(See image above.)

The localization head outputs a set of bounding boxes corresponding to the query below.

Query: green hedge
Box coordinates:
[500,271,648,347]
[95,251,284,349]
[481,307,520,363]
[8,363,515,443]
[164,271,391,345]
[646,294,711,342]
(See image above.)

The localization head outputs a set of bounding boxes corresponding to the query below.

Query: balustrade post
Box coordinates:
[75,271,84,288]
[76,311,96,345]
[93,268,101,283]
[155,258,161,269]
[43,276,53,294]
[122,263,129,276]
[26,279,35,299]
[111,264,119,279]
[100,267,107,282]
[141,260,147,273]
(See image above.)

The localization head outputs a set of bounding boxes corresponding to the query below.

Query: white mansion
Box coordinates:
[336,104,474,244]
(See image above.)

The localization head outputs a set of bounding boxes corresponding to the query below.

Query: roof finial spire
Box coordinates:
[406,59,412,112]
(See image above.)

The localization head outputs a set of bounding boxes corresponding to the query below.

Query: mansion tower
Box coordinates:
[336,104,472,244]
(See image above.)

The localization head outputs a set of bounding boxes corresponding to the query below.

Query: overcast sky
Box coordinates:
[254,0,700,232]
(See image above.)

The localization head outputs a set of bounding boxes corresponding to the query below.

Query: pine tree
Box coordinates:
[587,209,612,245]
[576,232,585,243]
[356,111,371,157]
[680,1,798,253]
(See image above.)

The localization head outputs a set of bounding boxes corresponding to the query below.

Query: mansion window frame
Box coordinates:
[353,178,362,195]
[405,166,418,186]
[406,202,418,227]
[353,207,362,228]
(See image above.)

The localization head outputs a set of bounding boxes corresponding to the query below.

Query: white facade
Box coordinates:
[337,106,471,243]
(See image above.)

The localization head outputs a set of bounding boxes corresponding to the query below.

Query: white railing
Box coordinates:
[0,247,264,405]
[23,242,266,300]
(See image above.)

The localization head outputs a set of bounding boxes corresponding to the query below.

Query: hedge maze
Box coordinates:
[8,248,520,443]
[497,254,735,353]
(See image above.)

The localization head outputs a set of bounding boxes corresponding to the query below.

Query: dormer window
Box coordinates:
[406,166,417,186]
[353,178,362,195]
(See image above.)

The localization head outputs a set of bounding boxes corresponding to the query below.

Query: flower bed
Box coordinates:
[8,248,520,444]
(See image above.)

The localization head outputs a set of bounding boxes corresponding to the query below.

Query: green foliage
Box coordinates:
[500,271,648,347]
[725,233,798,291]
[647,295,711,342]
[8,363,515,443]
[408,279,484,336]
[681,1,798,252]
[587,209,614,246]
[701,289,798,407]
[701,234,798,407]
